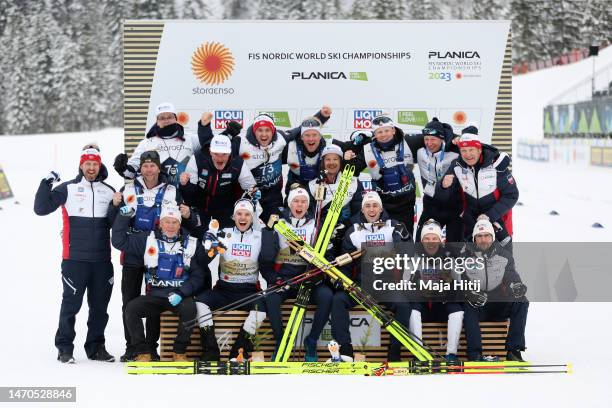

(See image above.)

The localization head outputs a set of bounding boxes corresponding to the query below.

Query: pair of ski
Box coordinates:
[274,164,434,362]
[125,360,572,376]
[273,165,356,362]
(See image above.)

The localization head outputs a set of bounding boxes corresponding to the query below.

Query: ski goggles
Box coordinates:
[300,118,322,135]
[141,150,161,162]
[371,116,396,131]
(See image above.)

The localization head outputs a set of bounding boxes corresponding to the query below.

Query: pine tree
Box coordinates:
[181,0,210,19]
[349,0,378,19]
[408,0,442,19]
[471,0,504,20]
[223,0,254,19]
[510,0,547,64]
[255,0,290,19]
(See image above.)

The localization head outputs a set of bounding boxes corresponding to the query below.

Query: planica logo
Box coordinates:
[291,72,347,80]
[428,51,481,59]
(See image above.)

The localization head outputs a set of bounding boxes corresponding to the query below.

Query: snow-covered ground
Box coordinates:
[1,50,612,407]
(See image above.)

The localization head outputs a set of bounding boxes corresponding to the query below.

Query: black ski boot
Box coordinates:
[229,329,254,361]
[200,326,221,361]
[506,349,525,362]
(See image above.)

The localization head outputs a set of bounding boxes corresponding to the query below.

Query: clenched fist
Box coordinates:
[201,112,213,126]
[320,105,332,118]
[180,172,190,186]
[442,175,454,189]
[112,192,123,207]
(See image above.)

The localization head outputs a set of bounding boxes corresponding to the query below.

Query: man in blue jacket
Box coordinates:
[112,204,208,362]
[34,143,117,364]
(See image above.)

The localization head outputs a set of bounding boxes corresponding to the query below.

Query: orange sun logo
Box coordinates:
[192,42,235,85]
[453,111,467,125]
[176,112,189,126]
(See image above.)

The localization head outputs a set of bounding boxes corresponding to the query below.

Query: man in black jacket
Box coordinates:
[179,135,256,234]
[437,125,518,247]
[461,219,529,362]
[112,204,208,362]
[34,143,116,364]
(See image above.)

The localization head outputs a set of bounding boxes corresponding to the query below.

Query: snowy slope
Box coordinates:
[2,50,612,406]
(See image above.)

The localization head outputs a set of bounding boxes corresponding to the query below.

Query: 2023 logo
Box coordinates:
[428,72,452,81]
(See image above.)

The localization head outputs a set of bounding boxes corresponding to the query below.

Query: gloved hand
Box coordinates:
[44,171,60,184]
[119,206,134,217]
[221,120,243,137]
[331,278,344,292]
[466,290,488,308]
[510,282,527,298]
[168,292,183,307]
[113,153,129,175]
[349,130,372,146]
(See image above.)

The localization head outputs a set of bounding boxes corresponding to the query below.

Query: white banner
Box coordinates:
[147,20,510,142]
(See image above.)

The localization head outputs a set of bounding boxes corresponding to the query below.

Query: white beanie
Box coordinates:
[160,204,182,222]
[233,199,255,217]
[420,219,443,241]
[321,144,343,159]
[472,218,495,239]
[155,102,176,116]
[210,135,232,154]
[288,187,310,207]
[361,191,382,209]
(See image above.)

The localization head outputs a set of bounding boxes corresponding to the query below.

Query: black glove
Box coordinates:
[113,153,128,175]
[43,171,60,184]
[331,278,344,291]
[466,290,488,308]
[393,222,412,242]
[510,282,527,298]
[221,121,243,137]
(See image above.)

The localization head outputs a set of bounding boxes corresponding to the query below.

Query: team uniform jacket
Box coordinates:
[34,165,115,262]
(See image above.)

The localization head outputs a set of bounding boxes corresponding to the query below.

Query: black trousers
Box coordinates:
[463,300,529,359]
[415,204,463,243]
[55,260,114,357]
[125,295,196,354]
[121,265,160,353]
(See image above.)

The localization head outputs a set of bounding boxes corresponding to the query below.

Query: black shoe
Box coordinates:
[506,349,525,362]
[57,352,75,364]
[387,344,401,362]
[150,349,161,362]
[229,329,254,361]
[339,344,354,361]
[120,350,135,363]
[89,346,115,362]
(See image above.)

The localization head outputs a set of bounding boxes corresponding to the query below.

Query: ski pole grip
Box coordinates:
[334,253,354,267]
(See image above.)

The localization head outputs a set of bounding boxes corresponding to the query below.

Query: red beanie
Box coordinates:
[80,146,102,165]
[252,114,276,134]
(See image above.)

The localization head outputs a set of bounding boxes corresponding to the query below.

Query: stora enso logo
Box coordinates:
[192,42,235,85]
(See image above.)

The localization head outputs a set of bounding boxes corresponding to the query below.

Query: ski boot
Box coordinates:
[199,326,221,361]
[304,336,318,362]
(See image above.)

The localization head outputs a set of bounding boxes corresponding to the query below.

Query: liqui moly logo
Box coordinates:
[293,228,307,241]
[354,110,383,129]
[232,243,252,257]
[214,110,244,129]
[365,233,386,246]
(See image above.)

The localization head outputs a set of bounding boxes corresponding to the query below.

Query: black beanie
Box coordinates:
[422,117,446,139]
